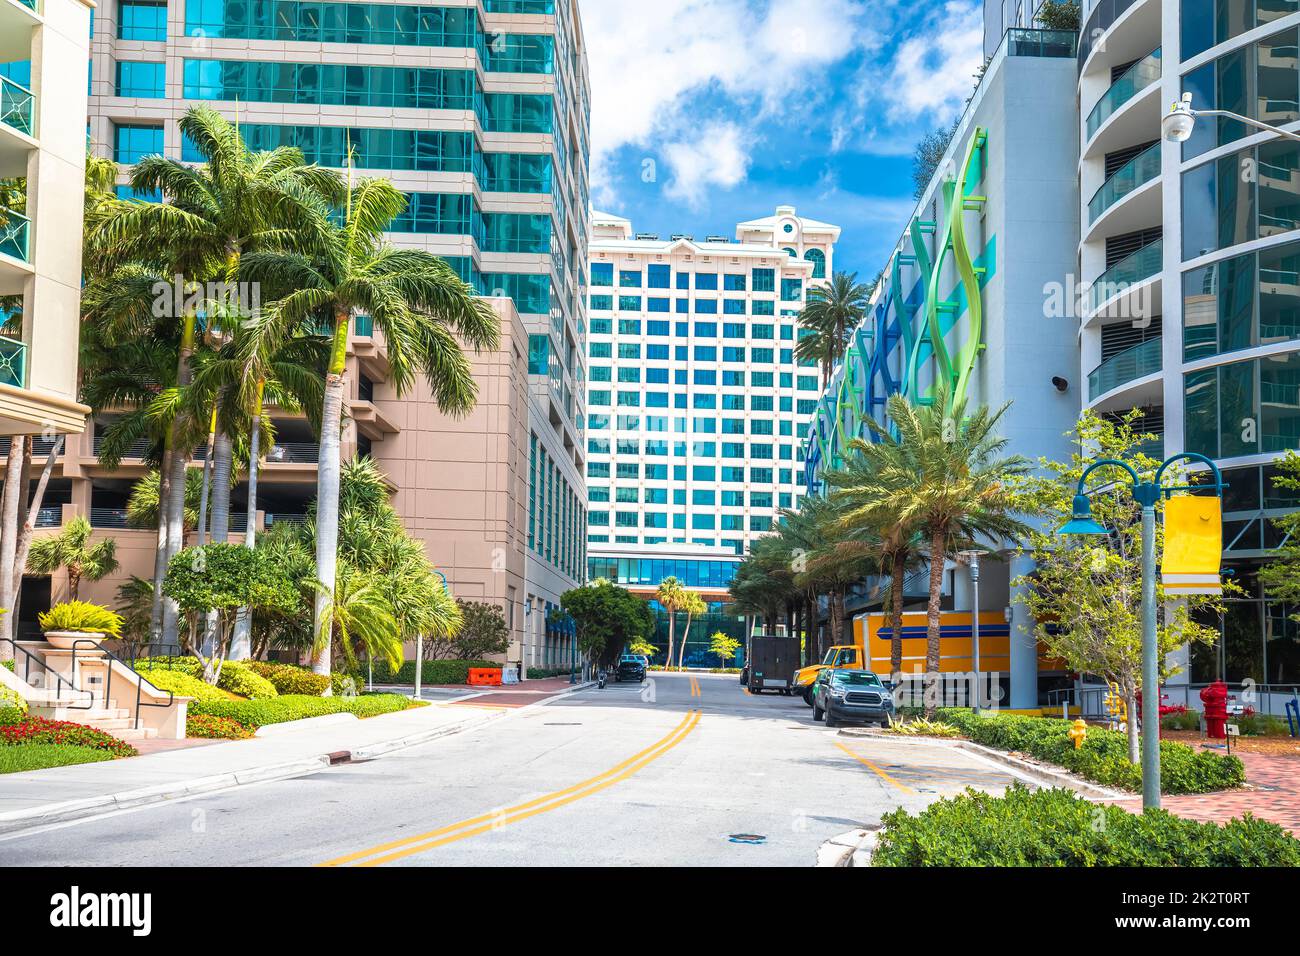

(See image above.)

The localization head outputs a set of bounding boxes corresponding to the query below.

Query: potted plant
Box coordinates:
[38,600,124,650]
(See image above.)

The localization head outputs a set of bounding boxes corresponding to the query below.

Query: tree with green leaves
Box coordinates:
[162,542,298,683]
[239,177,498,675]
[425,599,511,661]
[1260,451,1300,630]
[912,119,959,200]
[26,516,120,602]
[1017,411,1225,762]
[709,631,741,669]
[840,388,1031,715]
[562,579,655,669]
[1035,0,1081,31]
[655,576,688,669]
[675,589,707,670]
[793,271,873,381]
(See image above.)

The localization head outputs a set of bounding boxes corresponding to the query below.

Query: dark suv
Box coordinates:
[811,669,893,728]
[615,656,646,683]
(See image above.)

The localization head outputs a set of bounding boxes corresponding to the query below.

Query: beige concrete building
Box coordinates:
[0,0,93,436]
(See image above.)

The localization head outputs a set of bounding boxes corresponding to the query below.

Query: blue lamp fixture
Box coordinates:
[1057,452,1224,811]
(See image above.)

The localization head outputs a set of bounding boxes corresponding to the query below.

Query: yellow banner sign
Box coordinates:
[1162,495,1222,595]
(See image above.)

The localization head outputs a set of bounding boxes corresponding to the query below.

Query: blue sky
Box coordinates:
[579,0,986,278]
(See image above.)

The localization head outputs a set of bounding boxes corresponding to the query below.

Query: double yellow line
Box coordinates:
[689,675,702,697]
[319,709,702,867]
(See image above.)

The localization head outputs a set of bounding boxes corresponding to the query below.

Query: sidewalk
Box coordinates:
[0,682,591,833]
[1110,751,1300,833]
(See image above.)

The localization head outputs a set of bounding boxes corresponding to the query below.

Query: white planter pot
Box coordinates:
[43,630,108,651]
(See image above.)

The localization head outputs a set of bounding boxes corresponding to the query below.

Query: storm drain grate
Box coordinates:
[728,834,767,845]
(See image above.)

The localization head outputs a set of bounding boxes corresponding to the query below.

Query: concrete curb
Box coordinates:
[816,828,879,867]
[835,727,1126,799]
[0,685,602,835]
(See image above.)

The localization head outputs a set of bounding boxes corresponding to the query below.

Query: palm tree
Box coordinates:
[826,452,927,681]
[240,178,497,675]
[655,576,687,670]
[841,388,1031,715]
[86,106,341,646]
[793,272,873,380]
[27,516,120,601]
[675,590,707,670]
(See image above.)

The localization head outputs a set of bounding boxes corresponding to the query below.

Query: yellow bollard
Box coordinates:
[1069,719,1088,750]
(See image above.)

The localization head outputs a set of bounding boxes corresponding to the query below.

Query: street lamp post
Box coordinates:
[1057,453,1224,811]
[1164,92,1300,144]
[415,569,450,702]
[957,550,983,713]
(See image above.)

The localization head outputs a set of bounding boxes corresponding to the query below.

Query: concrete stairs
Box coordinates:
[29,697,159,742]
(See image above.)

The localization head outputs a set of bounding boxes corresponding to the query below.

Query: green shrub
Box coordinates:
[0,716,137,757]
[1236,713,1289,737]
[185,713,254,740]
[936,708,1245,795]
[0,743,118,774]
[1161,710,1201,731]
[331,671,361,697]
[371,660,499,685]
[216,662,278,699]
[135,667,234,702]
[247,661,331,696]
[39,600,123,638]
[887,719,961,738]
[873,785,1300,867]
[188,693,416,728]
[0,705,24,726]
[0,685,28,715]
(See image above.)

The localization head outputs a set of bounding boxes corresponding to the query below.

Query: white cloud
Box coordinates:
[580,0,877,206]
[880,1,985,123]
[661,122,752,208]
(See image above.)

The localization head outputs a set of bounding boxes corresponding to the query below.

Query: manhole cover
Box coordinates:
[728,833,767,845]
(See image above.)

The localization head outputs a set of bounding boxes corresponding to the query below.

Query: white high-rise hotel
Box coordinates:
[584,206,838,558]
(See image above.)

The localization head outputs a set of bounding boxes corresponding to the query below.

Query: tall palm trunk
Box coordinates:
[828,588,843,657]
[209,432,233,542]
[0,436,26,653]
[833,589,848,644]
[68,567,82,601]
[10,436,64,636]
[161,313,199,648]
[889,557,906,682]
[677,610,695,669]
[923,527,947,717]
[150,458,170,646]
[230,381,265,661]
[196,408,217,545]
[664,611,676,672]
[312,309,350,677]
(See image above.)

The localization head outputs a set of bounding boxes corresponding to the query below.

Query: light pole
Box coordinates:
[414,569,449,702]
[957,550,983,713]
[1163,92,1300,144]
[1057,453,1224,811]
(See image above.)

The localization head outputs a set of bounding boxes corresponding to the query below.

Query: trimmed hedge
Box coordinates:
[185,713,254,740]
[247,661,331,696]
[873,785,1300,867]
[937,708,1245,795]
[371,660,499,685]
[188,693,418,728]
[134,667,238,702]
[0,744,118,774]
[133,657,277,699]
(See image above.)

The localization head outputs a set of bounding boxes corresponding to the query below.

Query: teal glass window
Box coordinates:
[722,371,745,387]
[618,367,640,383]
[117,60,166,98]
[484,33,554,74]
[676,299,690,314]
[724,299,746,315]
[618,343,641,359]
[619,270,642,288]
[751,419,773,435]
[589,390,611,406]
[647,322,669,338]
[114,124,163,164]
[798,375,819,391]
[695,273,718,291]
[752,268,775,292]
[590,318,612,334]
[528,334,550,375]
[723,395,745,410]
[389,193,477,235]
[695,299,718,315]
[591,262,613,286]
[484,0,554,12]
[185,0,478,45]
[721,466,745,482]
[618,301,641,316]
[676,272,690,290]
[724,273,746,291]
[590,294,613,311]
[695,323,717,338]
[648,264,670,288]
[804,248,826,278]
[752,324,775,340]
[483,151,552,192]
[781,278,804,301]
[1181,0,1297,61]
[483,92,554,133]
[752,348,774,363]
[752,300,775,316]
[183,59,478,110]
[1183,140,1300,260]
[646,368,669,384]
[119,0,167,41]
[483,273,549,314]
[646,392,669,408]
[1184,240,1300,360]
[483,213,550,253]
[647,297,670,313]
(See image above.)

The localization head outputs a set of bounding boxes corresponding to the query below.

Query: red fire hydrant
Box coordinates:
[1200,681,1229,739]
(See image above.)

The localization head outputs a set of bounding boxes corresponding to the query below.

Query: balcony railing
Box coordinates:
[1086,48,1161,140]
[265,513,309,526]
[0,435,60,455]
[1088,142,1160,224]
[34,506,60,528]
[92,436,152,458]
[1088,238,1163,314]
[90,508,130,529]
[0,207,30,262]
[1006,28,1079,59]
[0,75,33,138]
[0,336,25,387]
[265,442,319,463]
[1088,338,1162,400]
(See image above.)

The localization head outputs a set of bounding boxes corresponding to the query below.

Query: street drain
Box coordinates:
[728,834,767,845]
[544,722,583,726]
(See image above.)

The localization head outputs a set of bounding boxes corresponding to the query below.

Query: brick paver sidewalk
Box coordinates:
[1111,751,1300,833]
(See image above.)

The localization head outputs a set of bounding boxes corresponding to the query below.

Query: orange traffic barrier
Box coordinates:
[467,668,503,687]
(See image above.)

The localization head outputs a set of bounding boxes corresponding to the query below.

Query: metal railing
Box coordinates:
[0,75,34,137]
[34,506,60,528]
[71,638,175,731]
[1088,142,1160,224]
[0,636,92,710]
[265,442,319,463]
[89,507,130,529]
[0,435,62,456]
[265,513,309,526]
[0,335,25,387]
[1088,337,1162,399]
[1005,27,1078,58]
[92,436,152,458]
[1087,238,1163,314]
[1086,48,1161,140]
[0,206,30,262]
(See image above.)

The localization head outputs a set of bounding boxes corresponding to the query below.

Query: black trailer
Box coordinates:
[746,634,801,695]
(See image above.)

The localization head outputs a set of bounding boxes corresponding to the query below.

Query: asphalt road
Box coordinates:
[0,672,1028,867]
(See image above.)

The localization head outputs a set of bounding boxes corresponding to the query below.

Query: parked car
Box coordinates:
[811,669,894,728]
[615,656,646,683]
